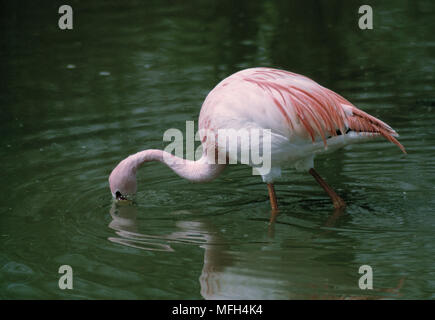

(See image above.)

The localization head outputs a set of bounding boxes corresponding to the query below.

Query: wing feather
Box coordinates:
[243,68,406,153]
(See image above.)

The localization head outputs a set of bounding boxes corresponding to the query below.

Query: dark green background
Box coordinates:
[1,0,434,299]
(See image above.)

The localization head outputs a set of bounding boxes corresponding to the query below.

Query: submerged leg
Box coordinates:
[267,183,278,211]
[308,168,346,209]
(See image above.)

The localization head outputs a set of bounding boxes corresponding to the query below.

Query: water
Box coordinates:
[1,0,435,299]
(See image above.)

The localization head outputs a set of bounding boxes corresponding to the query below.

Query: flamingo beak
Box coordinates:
[115,191,128,201]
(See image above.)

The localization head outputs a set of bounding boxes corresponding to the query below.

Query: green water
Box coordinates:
[1,0,435,299]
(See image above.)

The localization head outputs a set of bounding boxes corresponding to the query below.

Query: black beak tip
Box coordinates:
[115,191,127,200]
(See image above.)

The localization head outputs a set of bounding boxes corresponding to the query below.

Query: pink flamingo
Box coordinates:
[109,68,405,210]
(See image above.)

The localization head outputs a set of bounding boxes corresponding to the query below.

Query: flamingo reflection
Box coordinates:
[108,203,403,299]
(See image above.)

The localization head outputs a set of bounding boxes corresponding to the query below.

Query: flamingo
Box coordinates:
[109,67,405,210]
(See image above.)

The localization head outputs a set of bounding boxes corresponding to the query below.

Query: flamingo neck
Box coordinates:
[133,149,226,183]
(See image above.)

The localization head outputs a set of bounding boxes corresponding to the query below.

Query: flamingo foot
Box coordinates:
[308,168,346,210]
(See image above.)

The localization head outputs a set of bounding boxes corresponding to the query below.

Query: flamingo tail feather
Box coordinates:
[348,107,406,154]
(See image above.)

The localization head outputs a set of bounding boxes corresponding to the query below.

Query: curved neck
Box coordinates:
[130,149,226,183]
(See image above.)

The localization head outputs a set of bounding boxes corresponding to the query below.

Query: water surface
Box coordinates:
[1,0,435,299]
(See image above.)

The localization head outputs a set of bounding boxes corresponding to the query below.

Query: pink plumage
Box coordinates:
[109,67,405,209]
[199,68,404,152]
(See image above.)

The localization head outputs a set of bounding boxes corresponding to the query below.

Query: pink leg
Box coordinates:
[309,168,346,209]
[267,183,279,211]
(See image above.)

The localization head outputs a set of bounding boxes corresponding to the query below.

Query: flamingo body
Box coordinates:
[109,68,405,208]
[198,67,404,181]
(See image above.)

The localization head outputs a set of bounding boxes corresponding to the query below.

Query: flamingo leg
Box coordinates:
[308,168,346,209]
[268,206,279,238]
[267,183,279,211]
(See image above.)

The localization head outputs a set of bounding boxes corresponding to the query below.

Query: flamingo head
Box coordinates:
[109,157,138,201]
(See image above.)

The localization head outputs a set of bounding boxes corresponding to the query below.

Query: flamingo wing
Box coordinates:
[199,68,405,155]
[240,68,405,153]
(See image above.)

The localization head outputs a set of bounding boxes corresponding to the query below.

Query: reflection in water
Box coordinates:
[108,202,403,299]
[109,217,174,252]
[109,202,208,252]
[2,0,433,300]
